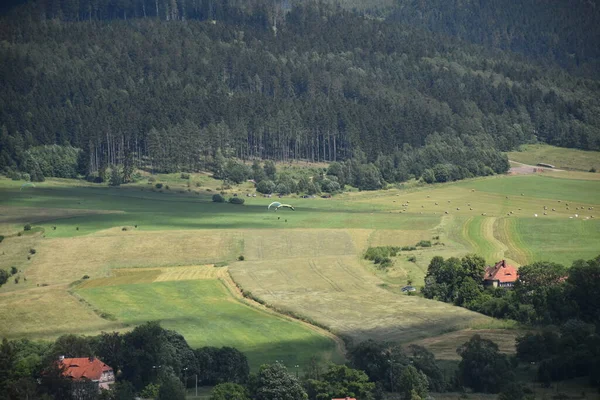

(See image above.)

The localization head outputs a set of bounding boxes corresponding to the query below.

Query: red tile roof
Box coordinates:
[60,357,112,381]
[484,260,518,283]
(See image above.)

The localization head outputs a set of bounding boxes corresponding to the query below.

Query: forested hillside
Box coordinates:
[390,0,600,78]
[0,0,599,181]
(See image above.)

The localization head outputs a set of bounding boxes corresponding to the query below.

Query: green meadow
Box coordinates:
[78,279,339,370]
[1,167,599,368]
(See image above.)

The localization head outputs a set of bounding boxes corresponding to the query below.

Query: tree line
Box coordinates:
[0,319,542,400]
[1,1,599,179]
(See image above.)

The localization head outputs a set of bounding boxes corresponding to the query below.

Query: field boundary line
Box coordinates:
[221,271,347,359]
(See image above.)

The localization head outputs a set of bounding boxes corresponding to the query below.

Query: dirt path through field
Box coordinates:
[509,160,565,175]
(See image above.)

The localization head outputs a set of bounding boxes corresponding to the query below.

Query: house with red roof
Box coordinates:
[59,356,115,390]
[483,260,518,288]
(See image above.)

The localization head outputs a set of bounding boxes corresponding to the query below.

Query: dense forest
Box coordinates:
[0,0,599,183]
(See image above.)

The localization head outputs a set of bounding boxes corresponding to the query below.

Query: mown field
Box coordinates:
[1,166,599,370]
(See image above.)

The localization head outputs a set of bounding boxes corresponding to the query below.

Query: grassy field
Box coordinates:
[78,276,339,370]
[507,143,600,171]
[1,168,599,372]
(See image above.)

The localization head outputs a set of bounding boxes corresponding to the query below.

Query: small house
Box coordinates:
[483,260,518,288]
[59,356,115,391]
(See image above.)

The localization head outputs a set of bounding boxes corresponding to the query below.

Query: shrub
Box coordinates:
[180,172,190,179]
[122,227,128,231]
[408,255,417,262]
[17,232,22,237]
[24,224,31,231]
[148,176,156,183]
[401,246,417,251]
[14,276,19,284]
[238,255,245,261]
[0,235,4,243]
[10,266,18,275]
[256,180,275,194]
[29,248,36,255]
[229,197,245,205]
[155,183,163,189]
[590,167,597,173]
[165,185,170,190]
[212,194,225,203]
[82,275,90,279]
[416,240,432,247]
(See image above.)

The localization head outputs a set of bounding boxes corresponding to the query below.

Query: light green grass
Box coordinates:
[78,280,340,370]
[507,143,600,171]
[1,171,599,364]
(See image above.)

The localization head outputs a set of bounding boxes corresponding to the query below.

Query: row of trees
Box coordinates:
[1,1,598,178]
[0,319,536,399]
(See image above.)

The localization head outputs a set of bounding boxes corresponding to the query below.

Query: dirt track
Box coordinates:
[509,160,564,175]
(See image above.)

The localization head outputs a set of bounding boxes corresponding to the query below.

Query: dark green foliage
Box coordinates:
[0,235,4,243]
[23,224,31,231]
[305,364,375,400]
[263,161,276,181]
[498,383,535,400]
[22,145,80,179]
[0,269,9,286]
[389,0,600,76]
[566,256,600,323]
[29,248,36,255]
[415,240,431,248]
[407,345,445,392]
[364,246,400,265]
[194,347,250,386]
[120,322,195,390]
[109,166,122,186]
[238,255,245,261]
[155,183,163,189]
[256,180,275,194]
[229,197,245,205]
[398,365,428,400]
[180,173,190,179]
[210,383,250,400]
[457,335,515,393]
[3,0,568,186]
[212,194,225,203]
[10,266,18,275]
[348,340,444,393]
[421,254,486,305]
[253,362,307,400]
[157,373,186,400]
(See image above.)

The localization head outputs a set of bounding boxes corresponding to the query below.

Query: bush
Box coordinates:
[408,255,417,262]
[24,224,31,231]
[165,185,170,190]
[590,167,597,173]
[416,240,432,247]
[229,197,245,205]
[148,176,156,183]
[256,180,275,194]
[0,235,4,243]
[10,266,18,275]
[29,248,36,255]
[82,275,90,279]
[180,172,190,179]
[155,183,163,189]
[238,255,245,261]
[212,194,225,203]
